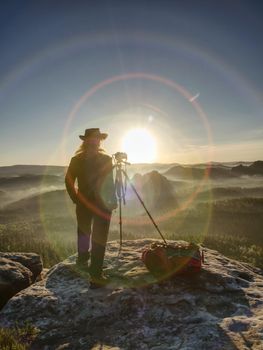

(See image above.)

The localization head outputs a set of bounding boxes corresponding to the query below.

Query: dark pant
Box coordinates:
[76,202,111,277]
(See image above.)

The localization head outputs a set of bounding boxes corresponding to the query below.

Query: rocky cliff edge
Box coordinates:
[0,239,262,350]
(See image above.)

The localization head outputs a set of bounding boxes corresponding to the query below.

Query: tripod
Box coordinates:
[113,153,167,255]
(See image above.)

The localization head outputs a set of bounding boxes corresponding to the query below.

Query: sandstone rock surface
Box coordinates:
[0,252,43,280]
[0,252,43,308]
[0,239,262,350]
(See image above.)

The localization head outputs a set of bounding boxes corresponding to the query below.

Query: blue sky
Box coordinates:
[0,0,262,165]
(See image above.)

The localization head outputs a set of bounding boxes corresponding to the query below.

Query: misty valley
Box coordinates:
[0,161,262,269]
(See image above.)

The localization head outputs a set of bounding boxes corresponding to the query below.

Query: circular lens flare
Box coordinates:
[61,72,214,228]
[122,128,156,163]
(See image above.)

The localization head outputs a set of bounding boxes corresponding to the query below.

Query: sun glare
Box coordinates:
[121,128,157,163]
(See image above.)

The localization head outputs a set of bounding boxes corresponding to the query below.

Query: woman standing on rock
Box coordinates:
[65,128,117,288]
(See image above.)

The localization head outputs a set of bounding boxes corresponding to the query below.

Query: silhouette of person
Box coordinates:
[65,128,117,287]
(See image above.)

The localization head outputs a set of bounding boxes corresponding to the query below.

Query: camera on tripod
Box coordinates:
[113,152,128,163]
[112,150,167,255]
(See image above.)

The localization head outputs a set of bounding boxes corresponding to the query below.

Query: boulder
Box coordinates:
[0,252,43,280]
[0,239,262,349]
[0,253,43,309]
[0,257,33,309]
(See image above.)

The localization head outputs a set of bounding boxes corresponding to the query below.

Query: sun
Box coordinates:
[121,128,157,163]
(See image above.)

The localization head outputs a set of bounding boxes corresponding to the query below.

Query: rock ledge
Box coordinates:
[0,239,262,350]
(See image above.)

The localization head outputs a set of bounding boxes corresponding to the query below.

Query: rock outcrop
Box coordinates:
[0,252,43,309]
[129,171,177,212]
[0,240,262,349]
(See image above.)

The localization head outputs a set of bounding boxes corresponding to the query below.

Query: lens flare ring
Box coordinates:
[61,72,214,230]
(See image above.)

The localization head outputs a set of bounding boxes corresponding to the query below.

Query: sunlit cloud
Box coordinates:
[168,139,263,164]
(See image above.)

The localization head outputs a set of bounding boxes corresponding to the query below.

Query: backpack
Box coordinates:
[141,241,204,279]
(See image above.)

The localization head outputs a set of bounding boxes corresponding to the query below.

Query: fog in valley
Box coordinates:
[0,161,262,269]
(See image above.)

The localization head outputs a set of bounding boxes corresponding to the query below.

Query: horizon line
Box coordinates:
[0,160,261,168]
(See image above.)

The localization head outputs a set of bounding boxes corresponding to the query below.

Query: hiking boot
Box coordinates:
[76,261,89,271]
[89,274,110,289]
[76,252,90,269]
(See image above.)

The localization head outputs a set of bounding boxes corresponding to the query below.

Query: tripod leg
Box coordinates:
[118,197,122,255]
[114,164,125,255]
[122,170,167,244]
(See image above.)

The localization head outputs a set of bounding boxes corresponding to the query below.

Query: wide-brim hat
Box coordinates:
[79,128,108,141]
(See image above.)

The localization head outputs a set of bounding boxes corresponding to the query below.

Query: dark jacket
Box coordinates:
[65,152,117,211]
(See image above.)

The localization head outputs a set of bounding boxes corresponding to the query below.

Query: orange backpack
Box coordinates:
[142,241,204,279]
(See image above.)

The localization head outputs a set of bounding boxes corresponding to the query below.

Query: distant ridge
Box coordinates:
[0,165,65,177]
[164,161,263,179]
[0,161,261,179]
[0,174,62,187]
[164,164,235,179]
[231,160,263,176]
